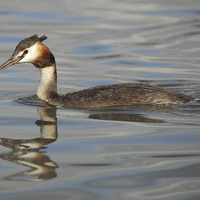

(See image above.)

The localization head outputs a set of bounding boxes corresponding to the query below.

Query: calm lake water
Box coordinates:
[0,0,200,199]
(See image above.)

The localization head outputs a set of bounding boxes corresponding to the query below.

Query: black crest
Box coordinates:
[13,34,48,56]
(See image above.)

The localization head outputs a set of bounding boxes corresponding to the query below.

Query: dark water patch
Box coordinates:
[0,117,37,126]
[84,175,150,188]
[98,60,173,67]
[70,163,112,167]
[0,188,98,200]
[0,36,23,44]
[135,50,160,54]
[74,45,115,55]
[93,54,121,59]
[0,68,25,74]
[0,11,91,21]
[0,77,35,83]
[141,9,200,16]
[82,80,118,87]
[151,154,200,158]
[137,74,175,79]
[183,31,200,37]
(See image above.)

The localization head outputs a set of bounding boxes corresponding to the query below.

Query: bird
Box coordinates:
[0,34,196,109]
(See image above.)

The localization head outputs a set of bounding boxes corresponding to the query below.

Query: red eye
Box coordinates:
[24,50,28,54]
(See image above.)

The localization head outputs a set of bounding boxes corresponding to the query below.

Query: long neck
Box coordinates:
[37,64,58,102]
[33,43,59,102]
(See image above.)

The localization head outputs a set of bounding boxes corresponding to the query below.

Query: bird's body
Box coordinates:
[0,35,196,109]
[57,83,194,109]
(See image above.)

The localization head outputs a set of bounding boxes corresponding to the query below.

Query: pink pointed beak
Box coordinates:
[0,56,21,71]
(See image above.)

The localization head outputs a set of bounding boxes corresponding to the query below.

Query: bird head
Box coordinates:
[0,34,49,71]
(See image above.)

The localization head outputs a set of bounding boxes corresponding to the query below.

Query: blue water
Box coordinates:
[0,0,200,199]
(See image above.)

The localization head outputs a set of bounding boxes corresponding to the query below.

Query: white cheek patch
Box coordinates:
[19,44,39,63]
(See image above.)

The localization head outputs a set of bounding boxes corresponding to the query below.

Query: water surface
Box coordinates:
[0,0,200,199]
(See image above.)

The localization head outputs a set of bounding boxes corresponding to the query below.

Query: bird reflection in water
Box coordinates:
[0,106,58,181]
[88,106,165,123]
[0,98,166,181]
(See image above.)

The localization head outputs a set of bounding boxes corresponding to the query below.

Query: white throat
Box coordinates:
[37,66,57,101]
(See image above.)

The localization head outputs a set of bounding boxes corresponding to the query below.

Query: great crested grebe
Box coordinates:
[0,34,196,109]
